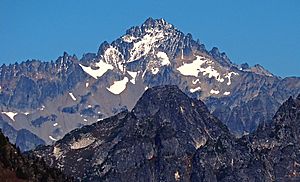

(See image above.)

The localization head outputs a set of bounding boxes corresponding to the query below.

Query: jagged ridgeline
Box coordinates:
[33,86,300,181]
[0,129,71,181]
[0,18,300,151]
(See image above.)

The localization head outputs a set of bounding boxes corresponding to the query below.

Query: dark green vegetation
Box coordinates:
[0,130,71,182]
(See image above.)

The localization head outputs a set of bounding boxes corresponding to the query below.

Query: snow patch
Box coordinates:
[177,55,225,82]
[106,77,129,95]
[69,93,76,101]
[224,91,231,96]
[192,79,200,85]
[53,123,58,127]
[199,66,223,82]
[190,87,201,93]
[2,112,18,121]
[49,135,58,141]
[210,89,220,95]
[151,68,159,74]
[23,112,30,115]
[157,52,170,66]
[225,72,239,85]
[127,71,138,84]
[39,105,45,111]
[70,137,95,150]
[79,60,113,79]
[85,82,89,88]
[177,56,206,77]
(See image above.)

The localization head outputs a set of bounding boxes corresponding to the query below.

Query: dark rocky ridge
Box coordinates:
[0,129,70,181]
[33,85,232,181]
[33,86,300,181]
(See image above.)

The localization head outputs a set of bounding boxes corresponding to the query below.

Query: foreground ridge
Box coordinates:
[33,86,300,181]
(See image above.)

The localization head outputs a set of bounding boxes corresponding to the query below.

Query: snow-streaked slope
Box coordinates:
[128,28,166,62]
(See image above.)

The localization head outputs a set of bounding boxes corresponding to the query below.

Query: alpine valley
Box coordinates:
[0,18,300,154]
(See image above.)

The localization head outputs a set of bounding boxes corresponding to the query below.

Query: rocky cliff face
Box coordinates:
[1,18,300,151]
[33,85,233,181]
[33,86,300,181]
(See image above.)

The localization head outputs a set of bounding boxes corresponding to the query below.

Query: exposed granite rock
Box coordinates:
[33,86,300,181]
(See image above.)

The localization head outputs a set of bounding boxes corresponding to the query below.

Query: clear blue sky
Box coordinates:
[1,0,299,77]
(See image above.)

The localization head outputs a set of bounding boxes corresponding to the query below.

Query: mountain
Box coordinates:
[249,94,300,180]
[0,129,70,181]
[33,85,234,181]
[1,18,300,151]
[33,86,300,181]
[34,86,300,181]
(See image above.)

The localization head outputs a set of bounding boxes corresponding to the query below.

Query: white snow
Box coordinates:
[190,87,201,93]
[79,60,113,79]
[69,93,76,101]
[106,77,129,95]
[85,82,89,88]
[199,66,223,82]
[177,55,225,82]
[210,89,220,95]
[129,29,165,62]
[145,86,149,91]
[224,91,231,96]
[127,71,138,84]
[151,68,159,74]
[2,112,18,121]
[23,112,30,115]
[53,123,58,127]
[225,72,239,85]
[177,56,207,77]
[70,137,95,150]
[84,119,87,122]
[39,105,45,111]
[192,79,200,85]
[157,52,170,66]
[49,135,58,141]
[181,49,184,59]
